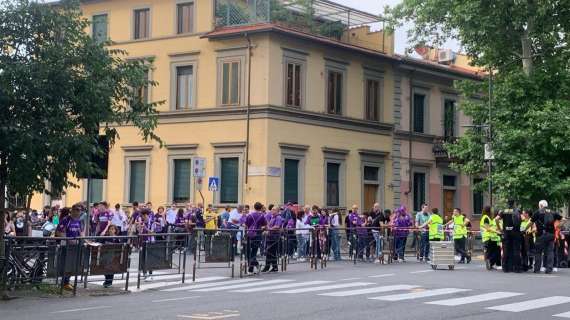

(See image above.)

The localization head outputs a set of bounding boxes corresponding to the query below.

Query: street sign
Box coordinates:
[193,157,206,177]
[484,143,494,160]
[208,177,220,192]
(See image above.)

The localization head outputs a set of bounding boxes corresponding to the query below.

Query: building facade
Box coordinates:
[30,0,484,216]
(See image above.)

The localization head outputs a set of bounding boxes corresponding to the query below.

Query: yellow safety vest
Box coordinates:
[429,215,444,240]
[480,215,497,242]
[453,215,467,239]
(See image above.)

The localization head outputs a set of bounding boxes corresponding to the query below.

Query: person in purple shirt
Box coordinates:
[245,202,267,273]
[263,206,283,272]
[393,206,413,262]
[348,206,360,259]
[96,202,113,236]
[285,207,297,257]
[59,205,84,291]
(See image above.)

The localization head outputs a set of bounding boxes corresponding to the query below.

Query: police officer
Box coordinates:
[496,200,522,273]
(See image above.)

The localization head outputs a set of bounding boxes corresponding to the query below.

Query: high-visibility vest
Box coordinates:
[453,215,467,239]
[429,214,444,240]
[480,215,496,242]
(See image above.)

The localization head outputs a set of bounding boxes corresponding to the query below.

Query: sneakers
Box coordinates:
[63,284,74,291]
[103,282,112,288]
[144,276,153,282]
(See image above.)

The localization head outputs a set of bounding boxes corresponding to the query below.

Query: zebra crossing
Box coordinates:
[86,272,570,318]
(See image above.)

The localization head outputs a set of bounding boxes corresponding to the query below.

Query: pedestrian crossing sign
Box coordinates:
[208,177,219,192]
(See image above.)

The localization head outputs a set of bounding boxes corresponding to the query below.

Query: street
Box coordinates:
[2,259,569,320]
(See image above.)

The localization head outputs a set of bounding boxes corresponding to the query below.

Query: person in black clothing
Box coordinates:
[530,200,563,274]
[497,200,522,273]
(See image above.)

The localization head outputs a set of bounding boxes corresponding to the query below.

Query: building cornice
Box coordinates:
[156,105,394,136]
[394,130,437,143]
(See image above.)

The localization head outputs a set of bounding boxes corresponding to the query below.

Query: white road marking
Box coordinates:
[232,281,332,293]
[152,296,201,303]
[135,281,183,291]
[370,288,471,301]
[275,282,374,294]
[339,277,361,281]
[192,279,293,292]
[368,274,395,278]
[178,314,240,319]
[426,292,523,306]
[487,296,570,312]
[319,285,419,297]
[410,270,434,274]
[553,311,570,318]
[161,278,246,292]
[51,306,110,314]
[94,273,183,285]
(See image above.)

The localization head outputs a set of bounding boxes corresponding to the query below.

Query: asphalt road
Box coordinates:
[2,259,569,320]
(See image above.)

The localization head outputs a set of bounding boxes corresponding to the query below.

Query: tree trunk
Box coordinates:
[521,2,534,76]
[0,157,8,300]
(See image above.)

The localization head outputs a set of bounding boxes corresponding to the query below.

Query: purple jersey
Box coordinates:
[64,217,83,238]
[394,214,412,237]
[245,211,267,237]
[96,210,112,235]
[268,215,284,233]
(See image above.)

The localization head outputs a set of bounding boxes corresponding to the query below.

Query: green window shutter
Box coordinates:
[92,14,108,43]
[89,179,104,203]
[326,162,340,207]
[173,159,191,202]
[413,172,426,212]
[220,157,239,203]
[413,93,425,133]
[129,160,146,203]
[284,159,299,203]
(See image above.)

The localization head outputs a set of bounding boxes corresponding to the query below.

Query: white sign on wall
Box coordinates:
[193,157,206,177]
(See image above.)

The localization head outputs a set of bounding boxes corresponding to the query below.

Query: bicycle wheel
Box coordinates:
[1,259,18,290]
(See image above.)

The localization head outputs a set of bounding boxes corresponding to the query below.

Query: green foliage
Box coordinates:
[387,0,570,208]
[0,0,162,200]
[317,20,345,40]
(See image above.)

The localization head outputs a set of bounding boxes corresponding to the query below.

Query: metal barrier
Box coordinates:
[193,230,235,281]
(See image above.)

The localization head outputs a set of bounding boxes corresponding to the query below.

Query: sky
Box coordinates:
[332,0,461,55]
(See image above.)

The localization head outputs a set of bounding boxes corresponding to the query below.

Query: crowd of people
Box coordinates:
[3,198,569,289]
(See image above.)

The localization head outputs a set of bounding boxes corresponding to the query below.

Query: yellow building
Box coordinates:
[30,0,483,214]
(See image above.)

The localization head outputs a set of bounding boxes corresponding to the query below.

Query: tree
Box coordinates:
[0,0,162,298]
[386,1,570,208]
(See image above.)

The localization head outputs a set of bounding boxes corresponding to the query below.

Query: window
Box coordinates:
[88,179,104,203]
[133,8,150,40]
[327,70,343,115]
[176,66,194,109]
[172,159,191,202]
[177,2,194,34]
[221,61,241,105]
[326,162,340,207]
[283,159,299,203]
[92,14,108,43]
[443,175,456,187]
[286,62,302,107]
[365,79,380,121]
[413,172,426,212]
[220,157,239,203]
[443,99,456,140]
[129,160,146,203]
[473,178,484,215]
[364,166,379,181]
[413,93,426,133]
[133,69,149,104]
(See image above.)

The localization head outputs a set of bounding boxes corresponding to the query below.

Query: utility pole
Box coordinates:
[488,68,493,208]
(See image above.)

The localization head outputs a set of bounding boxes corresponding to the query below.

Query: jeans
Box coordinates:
[395,236,407,260]
[372,230,383,258]
[419,232,430,259]
[296,234,308,258]
[265,235,279,269]
[357,234,369,259]
[329,228,341,260]
[248,235,261,269]
[534,233,555,272]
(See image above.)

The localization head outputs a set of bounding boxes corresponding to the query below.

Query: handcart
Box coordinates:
[429,241,455,270]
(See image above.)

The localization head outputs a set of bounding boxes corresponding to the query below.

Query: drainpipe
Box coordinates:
[408,69,416,208]
[244,33,253,191]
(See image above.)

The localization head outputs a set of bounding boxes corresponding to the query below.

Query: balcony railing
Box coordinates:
[214,0,383,42]
[433,137,457,159]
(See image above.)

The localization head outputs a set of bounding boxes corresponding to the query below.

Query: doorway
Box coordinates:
[443,190,455,222]
[364,184,379,212]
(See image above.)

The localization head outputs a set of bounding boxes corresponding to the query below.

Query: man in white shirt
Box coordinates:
[110,203,128,235]
[166,203,178,226]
